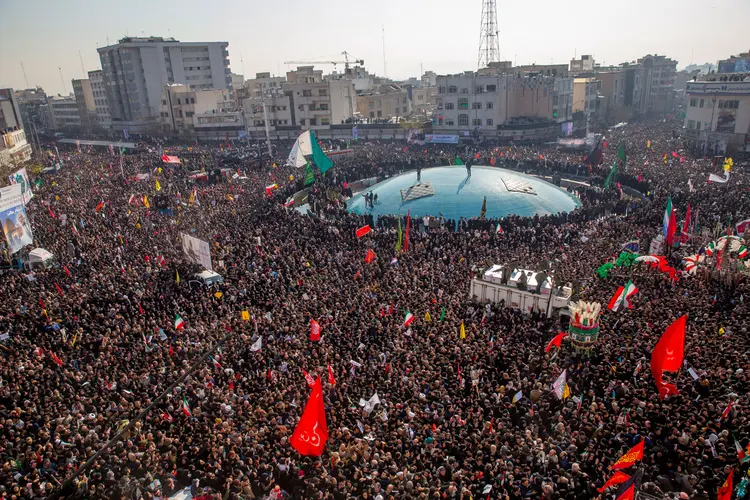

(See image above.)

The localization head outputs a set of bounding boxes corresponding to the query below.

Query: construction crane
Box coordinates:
[283,51,364,75]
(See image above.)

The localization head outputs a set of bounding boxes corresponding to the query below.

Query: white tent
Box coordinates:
[286,130,313,168]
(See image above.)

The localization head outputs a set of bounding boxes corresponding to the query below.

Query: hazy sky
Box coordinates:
[1,0,748,96]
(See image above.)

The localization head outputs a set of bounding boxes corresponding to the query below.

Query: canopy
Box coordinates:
[28,248,53,263]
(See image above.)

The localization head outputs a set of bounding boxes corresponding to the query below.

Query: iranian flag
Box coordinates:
[607,281,638,312]
[401,311,415,328]
[174,314,185,330]
[182,397,192,417]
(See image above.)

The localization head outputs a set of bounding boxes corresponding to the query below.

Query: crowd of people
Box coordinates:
[0,114,748,500]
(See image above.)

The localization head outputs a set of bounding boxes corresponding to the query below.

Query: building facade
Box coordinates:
[411,87,437,116]
[683,80,750,154]
[597,70,627,124]
[88,70,111,129]
[48,96,81,130]
[570,55,595,74]
[717,50,750,74]
[159,84,240,138]
[356,85,411,122]
[97,36,231,132]
[637,54,677,113]
[245,72,286,97]
[72,79,96,130]
[243,93,293,135]
[285,67,355,129]
[0,89,33,169]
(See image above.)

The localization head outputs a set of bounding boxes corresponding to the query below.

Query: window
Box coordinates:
[370,111,375,118]
[177,98,181,105]
[418,94,424,101]
[298,104,305,111]
[186,111,194,118]
[705,121,711,130]
[687,120,695,129]
[696,121,701,130]
[302,89,312,97]
[403,107,407,113]
[445,119,454,126]
[472,118,482,126]
[438,86,446,94]
[321,118,330,125]
[699,99,704,108]
[376,100,381,108]
[487,85,496,92]
[319,89,327,96]
[369,102,374,110]
[458,114,469,126]
[486,118,493,126]
[319,103,329,110]
[178,109,183,118]
[448,86,457,93]
[460,88,469,94]
[458,98,468,109]
[486,102,493,109]
[162,100,167,105]
[309,118,317,125]
[472,102,482,110]
[475,85,485,93]
[445,102,455,110]
[377,111,382,117]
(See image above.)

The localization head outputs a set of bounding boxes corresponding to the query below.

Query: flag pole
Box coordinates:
[120,147,124,177]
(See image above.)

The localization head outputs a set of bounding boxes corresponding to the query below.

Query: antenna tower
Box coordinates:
[477,0,500,69]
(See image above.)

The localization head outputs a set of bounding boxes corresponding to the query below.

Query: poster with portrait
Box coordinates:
[8,167,34,205]
[0,184,34,254]
[181,233,212,270]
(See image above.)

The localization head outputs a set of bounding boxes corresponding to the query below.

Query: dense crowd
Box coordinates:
[0,115,748,500]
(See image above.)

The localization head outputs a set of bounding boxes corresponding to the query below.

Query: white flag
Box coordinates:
[552,369,567,400]
[361,393,381,414]
[250,336,263,352]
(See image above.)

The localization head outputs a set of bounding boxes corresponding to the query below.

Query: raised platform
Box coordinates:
[400,182,434,202]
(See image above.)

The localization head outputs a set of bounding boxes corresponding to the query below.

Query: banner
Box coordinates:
[181,233,212,270]
[8,167,34,205]
[352,126,359,140]
[161,155,181,164]
[424,134,459,144]
[0,184,33,254]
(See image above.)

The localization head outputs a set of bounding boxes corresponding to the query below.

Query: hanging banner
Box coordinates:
[181,233,212,270]
[0,184,33,254]
[161,155,181,164]
[8,167,34,205]
[424,134,459,144]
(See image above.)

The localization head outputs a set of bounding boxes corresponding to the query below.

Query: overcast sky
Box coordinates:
[1,0,748,96]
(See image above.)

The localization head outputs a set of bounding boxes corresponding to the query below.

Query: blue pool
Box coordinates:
[347,166,580,220]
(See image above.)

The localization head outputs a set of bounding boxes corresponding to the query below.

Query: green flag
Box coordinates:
[454,156,465,166]
[604,162,617,190]
[396,216,403,251]
[439,307,446,322]
[304,162,315,186]
[617,144,626,164]
[309,131,334,173]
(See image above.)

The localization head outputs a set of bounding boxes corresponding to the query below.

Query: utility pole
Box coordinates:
[59,67,68,95]
[20,61,29,88]
[261,96,273,158]
[382,26,387,78]
[79,50,86,77]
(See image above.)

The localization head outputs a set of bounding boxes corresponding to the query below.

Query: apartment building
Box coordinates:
[245,72,286,97]
[284,67,355,129]
[88,70,111,129]
[683,79,750,154]
[356,85,411,121]
[72,78,96,130]
[48,96,81,130]
[160,84,241,138]
[243,93,293,134]
[97,36,231,132]
[0,88,33,169]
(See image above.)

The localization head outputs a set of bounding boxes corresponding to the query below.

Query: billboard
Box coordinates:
[8,167,33,205]
[181,233,212,270]
[424,134,459,144]
[0,184,33,254]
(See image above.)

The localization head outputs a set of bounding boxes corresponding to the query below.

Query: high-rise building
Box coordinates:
[637,54,677,113]
[97,36,231,132]
[88,70,111,129]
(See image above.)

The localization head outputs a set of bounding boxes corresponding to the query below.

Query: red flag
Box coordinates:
[95,200,105,213]
[666,209,677,246]
[615,470,643,500]
[721,400,733,420]
[717,470,733,500]
[328,363,336,386]
[672,151,679,158]
[49,351,64,367]
[39,299,46,311]
[545,332,569,352]
[169,344,175,356]
[610,440,645,470]
[290,378,328,456]
[353,270,361,279]
[302,369,315,388]
[229,380,235,391]
[404,210,411,252]
[598,472,631,493]
[63,265,71,277]
[637,173,643,183]
[161,412,174,423]
[650,315,686,399]
[355,225,371,238]
[309,319,321,341]
[54,283,64,296]
[138,303,145,315]
[47,206,56,219]
[364,248,376,263]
